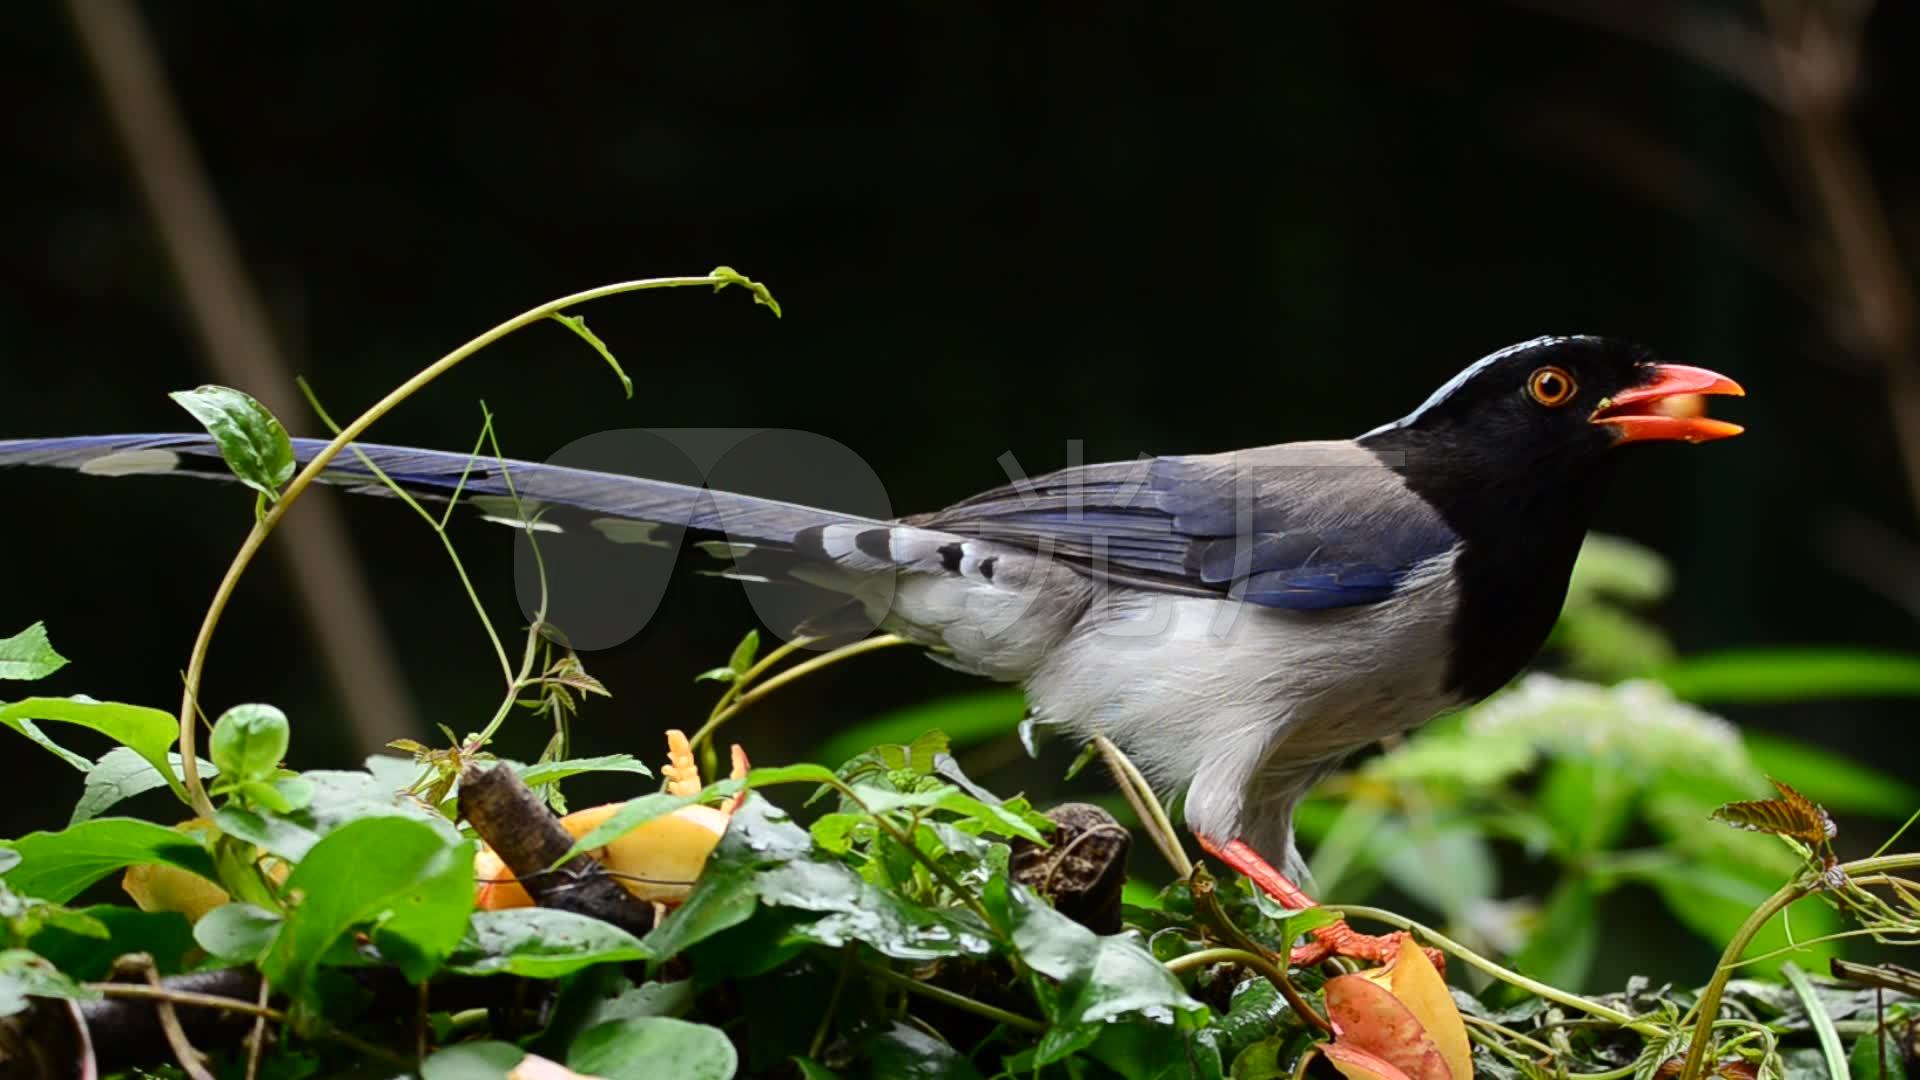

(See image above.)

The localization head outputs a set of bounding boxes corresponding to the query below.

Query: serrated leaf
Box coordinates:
[71,749,218,826]
[169,385,295,501]
[852,783,1047,843]
[709,265,782,318]
[549,312,634,398]
[1712,777,1836,844]
[514,754,651,787]
[0,623,67,682]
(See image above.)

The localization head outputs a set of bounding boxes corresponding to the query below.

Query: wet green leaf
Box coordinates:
[170,384,296,501]
[852,784,1046,843]
[515,754,652,787]
[450,908,651,978]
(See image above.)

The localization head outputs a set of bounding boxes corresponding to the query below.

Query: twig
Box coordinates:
[459,761,658,938]
[243,976,270,1080]
[120,955,215,1080]
[1095,736,1192,878]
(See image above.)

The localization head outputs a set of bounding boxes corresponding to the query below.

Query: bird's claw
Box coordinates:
[1289,921,1445,973]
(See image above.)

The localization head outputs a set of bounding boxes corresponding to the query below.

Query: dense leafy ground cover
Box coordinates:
[3,273,1918,1078]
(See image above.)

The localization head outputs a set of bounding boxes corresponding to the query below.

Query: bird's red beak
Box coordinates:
[1590,364,1746,444]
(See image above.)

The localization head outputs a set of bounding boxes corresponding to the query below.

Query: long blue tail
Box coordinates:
[0,434,880,545]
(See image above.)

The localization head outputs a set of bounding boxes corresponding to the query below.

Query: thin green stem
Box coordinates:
[1460,1013,1560,1059]
[1164,947,1331,1035]
[863,963,1045,1034]
[175,272,755,816]
[1680,852,1920,1080]
[694,633,819,781]
[685,634,910,757]
[1326,904,1660,1035]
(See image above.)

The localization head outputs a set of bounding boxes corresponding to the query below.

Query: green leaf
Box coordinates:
[194,902,281,965]
[420,1042,526,1079]
[0,949,97,1017]
[31,905,196,980]
[553,791,708,867]
[569,1016,739,1079]
[261,817,474,998]
[549,312,634,398]
[1654,649,1920,704]
[860,1021,987,1078]
[209,703,289,781]
[709,265,783,318]
[1743,732,1919,817]
[0,696,184,802]
[852,784,1047,843]
[693,667,738,684]
[1851,1027,1909,1080]
[1,818,216,903]
[0,623,67,682]
[515,754,652,787]
[754,858,994,960]
[728,629,760,676]
[72,749,218,826]
[450,909,651,978]
[1784,962,1850,1080]
[214,806,321,862]
[169,384,296,501]
[814,690,1025,766]
[1566,533,1673,605]
[1371,821,1497,922]
[1003,879,1205,1063]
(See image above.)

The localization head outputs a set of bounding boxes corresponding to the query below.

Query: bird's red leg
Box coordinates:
[1194,834,1439,970]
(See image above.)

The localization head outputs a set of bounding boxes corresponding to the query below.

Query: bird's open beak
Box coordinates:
[1591,364,1746,444]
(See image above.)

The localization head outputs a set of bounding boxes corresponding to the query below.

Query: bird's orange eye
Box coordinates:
[1527,366,1576,407]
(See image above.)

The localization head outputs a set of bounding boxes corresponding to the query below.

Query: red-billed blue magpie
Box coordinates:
[0,335,1743,965]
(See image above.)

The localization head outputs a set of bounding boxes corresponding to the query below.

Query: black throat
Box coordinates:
[1365,427,1620,701]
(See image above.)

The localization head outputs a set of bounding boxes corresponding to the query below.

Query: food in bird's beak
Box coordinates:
[1590,363,1745,444]
[1318,936,1473,1080]
[473,731,747,910]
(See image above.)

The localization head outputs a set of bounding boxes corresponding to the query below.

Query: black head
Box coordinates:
[1359,335,1743,511]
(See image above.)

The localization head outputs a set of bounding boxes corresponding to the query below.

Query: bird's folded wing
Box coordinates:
[911,441,1459,610]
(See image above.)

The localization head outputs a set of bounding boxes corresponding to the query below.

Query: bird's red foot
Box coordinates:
[1195,834,1445,973]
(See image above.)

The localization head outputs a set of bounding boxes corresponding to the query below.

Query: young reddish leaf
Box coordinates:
[1389,936,1473,1080]
[1325,973,1452,1080]
[1712,776,1837,844]
[1322,1042,1421,1080]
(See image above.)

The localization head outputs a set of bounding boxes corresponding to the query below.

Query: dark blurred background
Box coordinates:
[3,2,1917,986]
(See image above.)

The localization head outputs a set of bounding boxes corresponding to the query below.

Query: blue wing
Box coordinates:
[914,442,1458,610]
